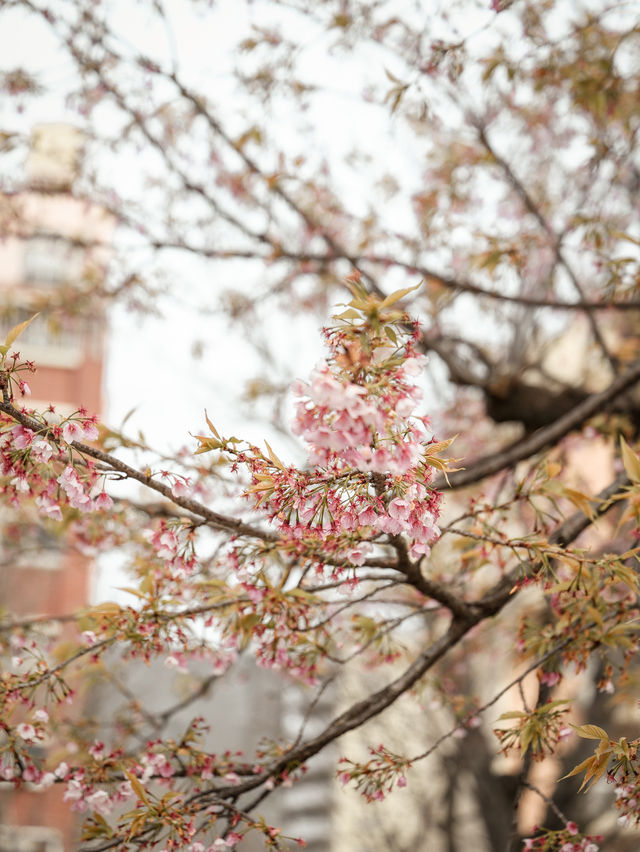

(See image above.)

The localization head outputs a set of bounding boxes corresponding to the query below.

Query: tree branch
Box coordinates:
[432,360,640,490]
[475,122,619,373]
[0,400,276,542]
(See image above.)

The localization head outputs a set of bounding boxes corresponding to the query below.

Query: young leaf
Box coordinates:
[5,313,38,348]
[264,440,285,470]
[620,436,640,484]
[563,487,597,521]
[378,282,422,311]
[561,754,597,781]
[497,710,527,720]
[124,770,149,804]
[205,410,221,439]
[571,723,609,740]
[193,436,222,454]
[335,308,362,321]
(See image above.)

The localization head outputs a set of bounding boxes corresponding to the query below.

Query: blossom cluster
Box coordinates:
[522,824,601,852]
[209,298,446,564]
[608,765,640,828]
[0,410,113,519]
[0,291,447,844]
[338,744,411,802]
[146,520,198,579]
[292,353,426,475]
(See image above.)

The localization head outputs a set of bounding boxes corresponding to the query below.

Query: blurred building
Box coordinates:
[0,124,114,851]
[0,124,336,852]
[89,650,337,851]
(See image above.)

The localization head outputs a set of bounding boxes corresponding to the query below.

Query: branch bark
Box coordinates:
[432,360,640,491]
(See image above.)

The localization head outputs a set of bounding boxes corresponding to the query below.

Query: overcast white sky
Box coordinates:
[0,0,520,601]
[0,0,583,602]
[0,0,509,450]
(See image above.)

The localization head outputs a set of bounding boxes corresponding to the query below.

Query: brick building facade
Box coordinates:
[0,125,113,851]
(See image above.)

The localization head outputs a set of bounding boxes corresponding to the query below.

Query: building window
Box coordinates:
[0,308,82,353]
[0,825,63,852]
[23,234,84,287]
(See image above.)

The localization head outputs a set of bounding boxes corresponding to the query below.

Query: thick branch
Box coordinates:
[433,359,640,490]
[199,469,629,806]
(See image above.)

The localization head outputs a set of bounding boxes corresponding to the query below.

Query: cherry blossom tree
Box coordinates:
[1,0,640,850]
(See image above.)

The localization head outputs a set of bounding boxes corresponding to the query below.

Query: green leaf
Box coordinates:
[520,722,535,755]
[115,586,149,600]
[120,407,137,428]
[563,487,597,520]
[193,436,222,454]
[331,13,351,27]
[384,68,404,85]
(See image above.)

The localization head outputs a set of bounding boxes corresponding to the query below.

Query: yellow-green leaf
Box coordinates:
[240,613,261,632]
[571,723,609,740]
[563,487,597,521]
[620,436,640,484]
[204,410,220,439]
[581,751,610,791]
[124,770,149,804]
[560,754,595,781]
[115,586,149,600]
[5,313,38,348]
[378,282,422,311]
[86,601,121,618]
[423,436,456,456]
[264,440,285,470]
[193,436,222,454]
[385,326,398,345]
[520,723,535,755]
[335,308,362,320]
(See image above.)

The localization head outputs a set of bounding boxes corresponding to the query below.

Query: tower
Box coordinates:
[0,124,114,851]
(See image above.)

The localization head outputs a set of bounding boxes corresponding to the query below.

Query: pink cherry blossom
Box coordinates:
[31,439,53,463]
[93,491,113,511]
[22,765,40,782]
[11,424,35,449]
[36,495,63,521]
[62,420,84,444]
[85,789,113,816]
[17,723,37,742]
[82,421,99,441]
[171,477,192,498]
